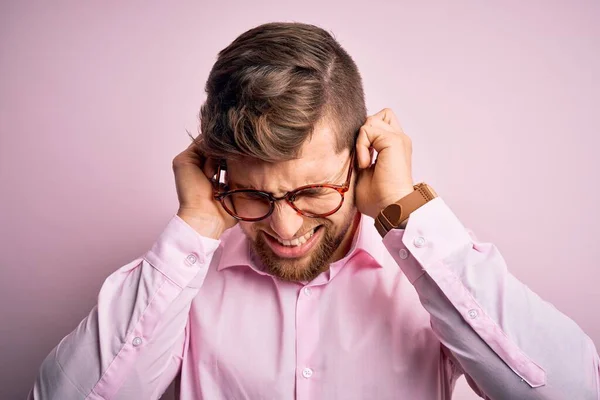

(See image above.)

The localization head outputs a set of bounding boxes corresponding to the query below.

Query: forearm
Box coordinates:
[383,198,600,399]
[412,267,599,399]
[29,215,220,399]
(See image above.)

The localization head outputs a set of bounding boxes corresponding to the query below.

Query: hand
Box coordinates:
[173,140,237,239]
[355,108,415,219]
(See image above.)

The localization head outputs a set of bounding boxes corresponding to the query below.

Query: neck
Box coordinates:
[329,210,362,264]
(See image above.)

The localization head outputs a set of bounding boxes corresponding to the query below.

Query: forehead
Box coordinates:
[226,120,349,191]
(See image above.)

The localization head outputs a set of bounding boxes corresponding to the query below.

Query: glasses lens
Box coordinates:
[223,191,272,220]
[292,187,343,217]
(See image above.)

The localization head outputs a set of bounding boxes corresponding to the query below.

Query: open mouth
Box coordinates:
[262,226,323,258]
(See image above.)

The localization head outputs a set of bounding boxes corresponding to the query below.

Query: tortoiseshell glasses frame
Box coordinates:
[212,152,355,222]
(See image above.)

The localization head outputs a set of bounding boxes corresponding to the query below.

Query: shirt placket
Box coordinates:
[295,283,321,399]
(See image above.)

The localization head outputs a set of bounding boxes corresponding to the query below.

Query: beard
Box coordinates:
[248,211,357,282]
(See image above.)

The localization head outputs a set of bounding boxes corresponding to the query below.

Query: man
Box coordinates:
[30,22,599,400]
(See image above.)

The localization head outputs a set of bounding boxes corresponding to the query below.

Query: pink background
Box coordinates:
[1,1,598,399]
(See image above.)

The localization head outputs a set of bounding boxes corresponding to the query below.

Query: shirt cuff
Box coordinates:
[382,197,472,282]
[382,197,547,387]
[143,215,221,289]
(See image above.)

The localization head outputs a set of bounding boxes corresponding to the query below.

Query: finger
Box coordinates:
[365,116,396,133]
[189,138,219,181]
[372,108,404,133]
[357,116,396,168]
[355,125,396,168]
[179,136,218,180]
[203,157,219,181]
[355,126,372,169]
[363,126,396,155]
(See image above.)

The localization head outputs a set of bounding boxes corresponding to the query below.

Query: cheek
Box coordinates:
[337,191,356,217]
[324,207,352,229]
[328,197,357,228]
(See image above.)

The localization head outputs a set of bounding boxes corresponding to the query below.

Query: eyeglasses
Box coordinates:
[212,152,355,222]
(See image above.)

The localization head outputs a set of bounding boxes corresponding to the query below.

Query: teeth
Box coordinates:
[276,228,316,247]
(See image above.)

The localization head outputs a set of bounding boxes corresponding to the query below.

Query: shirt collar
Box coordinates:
[216,213,389,274]
[342,212,389,268]
[216,225,254,271]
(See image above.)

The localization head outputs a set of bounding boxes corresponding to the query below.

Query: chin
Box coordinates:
[251,226,339,282]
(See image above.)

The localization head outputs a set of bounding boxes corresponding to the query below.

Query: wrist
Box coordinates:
[375,188,415,218]
[374,183,437,237]
[177,211,226,240]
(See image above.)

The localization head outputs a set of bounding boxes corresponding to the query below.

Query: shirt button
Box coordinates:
[413,236,427,248]
[303,287,312,296]
[132,337,143,347]
[399,248,409,260]
[185,253,198,266]
[468,309,479,319]
[302,367,313,378]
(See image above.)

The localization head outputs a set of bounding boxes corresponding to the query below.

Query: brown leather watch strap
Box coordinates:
[374,183,437,237]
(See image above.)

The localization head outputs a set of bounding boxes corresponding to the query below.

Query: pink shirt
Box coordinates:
[30,198,600,399]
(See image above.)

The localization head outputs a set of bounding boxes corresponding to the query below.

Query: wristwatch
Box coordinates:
[374,183,438,237]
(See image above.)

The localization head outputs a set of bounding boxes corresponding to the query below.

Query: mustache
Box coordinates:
[254,219,331,240]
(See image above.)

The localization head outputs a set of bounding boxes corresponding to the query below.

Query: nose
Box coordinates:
[269,201,304,240]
